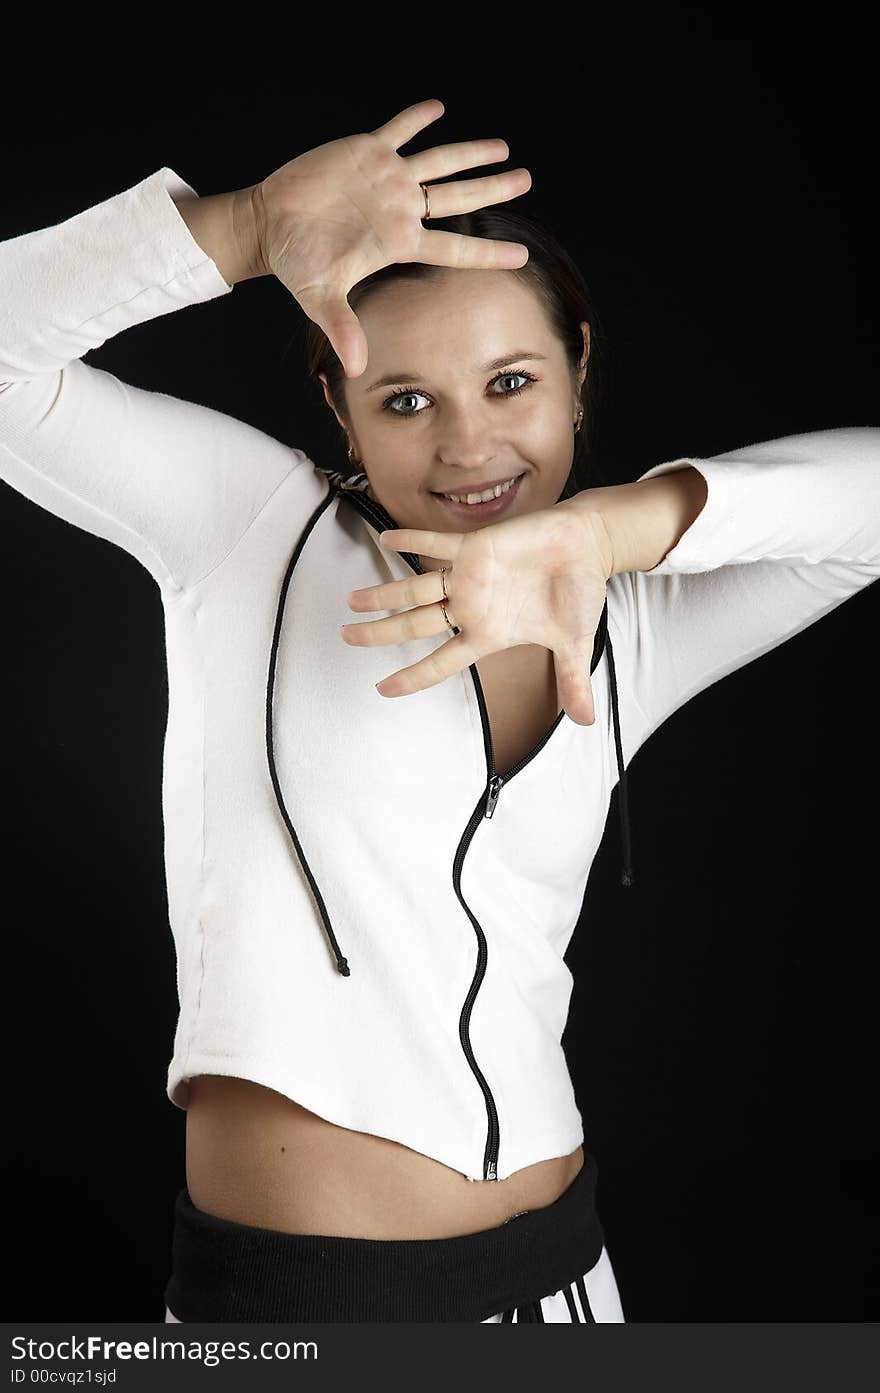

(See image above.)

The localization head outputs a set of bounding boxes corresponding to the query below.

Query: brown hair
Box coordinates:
[304,205,607,501]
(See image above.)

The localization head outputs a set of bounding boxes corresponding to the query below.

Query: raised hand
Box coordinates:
[339,506,615,728]
[251,98,532,379]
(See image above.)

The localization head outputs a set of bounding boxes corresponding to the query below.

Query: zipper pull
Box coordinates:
[484,773,504,819]
[486,1159,498,1180]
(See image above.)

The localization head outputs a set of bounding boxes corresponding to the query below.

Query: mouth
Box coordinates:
[431,472,526,519]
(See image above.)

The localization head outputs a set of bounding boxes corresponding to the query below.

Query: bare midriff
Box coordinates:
[185,1075,584,1239]
[184,646,580,1240]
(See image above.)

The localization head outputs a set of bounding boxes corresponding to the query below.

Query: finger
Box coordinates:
[299,293,369,379]
[335,321,369,380]
[342,601,450,646]
[418,169,532,221]
[415,227,530,271]
[372,98,446,151]
[553,647,596,727]
[347,570,443,614]
[377,529,462,562]
[409,137,512,184]
[375,633,477,698]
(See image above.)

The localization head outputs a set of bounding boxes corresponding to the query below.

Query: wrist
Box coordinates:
[235,184,271,280]
[559,467,708,575]
[247,181,272,279]
[557,491,617,579]
[172,185,267,285]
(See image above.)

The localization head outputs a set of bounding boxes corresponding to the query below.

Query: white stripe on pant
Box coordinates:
[164,1242,624,1323]
[480,1245,624,1322]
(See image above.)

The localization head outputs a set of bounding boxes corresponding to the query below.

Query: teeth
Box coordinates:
[443,475,520,504]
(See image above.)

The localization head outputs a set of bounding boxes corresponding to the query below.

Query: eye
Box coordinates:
[381,370,538,419]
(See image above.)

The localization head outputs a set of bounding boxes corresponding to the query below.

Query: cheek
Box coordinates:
[363,455,425,507]
[522,421,576,475]
[361,433,414,481]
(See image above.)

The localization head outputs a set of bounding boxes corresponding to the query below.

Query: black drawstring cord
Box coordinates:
[604,631,635,888]
[266,488,351,977]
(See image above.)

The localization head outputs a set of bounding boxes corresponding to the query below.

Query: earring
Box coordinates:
[574,405,584,434]
[347,440,362,466]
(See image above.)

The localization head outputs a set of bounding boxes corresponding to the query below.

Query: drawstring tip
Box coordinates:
[336,956,351,976]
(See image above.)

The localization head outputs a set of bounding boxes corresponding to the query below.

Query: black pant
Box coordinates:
[163,1150,625,1323]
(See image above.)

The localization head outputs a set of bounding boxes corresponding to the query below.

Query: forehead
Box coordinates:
[356,270,554,351]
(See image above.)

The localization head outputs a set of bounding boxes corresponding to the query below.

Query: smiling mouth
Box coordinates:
[431,476,526,520]
[431,472,526,505]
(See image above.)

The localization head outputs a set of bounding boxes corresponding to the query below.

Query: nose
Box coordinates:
[433,402,503,473]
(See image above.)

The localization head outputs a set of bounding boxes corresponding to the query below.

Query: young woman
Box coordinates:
[1,99,876,1324]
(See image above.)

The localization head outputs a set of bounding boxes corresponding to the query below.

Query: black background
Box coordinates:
[1,19,877,1322]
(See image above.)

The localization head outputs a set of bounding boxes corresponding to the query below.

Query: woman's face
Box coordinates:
[320,270,589,573]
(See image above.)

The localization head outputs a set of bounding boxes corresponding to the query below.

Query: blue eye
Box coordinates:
[381,370,537,418]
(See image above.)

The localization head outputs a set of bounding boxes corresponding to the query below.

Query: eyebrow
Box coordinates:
[363,351,549,394]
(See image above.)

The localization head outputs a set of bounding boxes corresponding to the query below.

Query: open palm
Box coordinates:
[253,98,532,379]
[342,506,614,727]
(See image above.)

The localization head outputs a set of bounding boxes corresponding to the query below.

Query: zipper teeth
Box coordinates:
[470,667,567,794]
[452,803,501,1180]
[500,719,563,784]
[471,596,609,793]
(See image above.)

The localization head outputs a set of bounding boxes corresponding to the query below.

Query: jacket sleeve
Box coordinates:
[0,166,304,595]
[604,427,880,764]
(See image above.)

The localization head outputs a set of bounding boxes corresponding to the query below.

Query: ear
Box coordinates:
[578,321,591,385]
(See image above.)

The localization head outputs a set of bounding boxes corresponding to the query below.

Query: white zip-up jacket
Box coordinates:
[2,166,877,1182]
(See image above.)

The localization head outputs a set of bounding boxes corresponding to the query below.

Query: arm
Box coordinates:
[0,168,308,595]
[569,428,880,763]
[560,466,709,576]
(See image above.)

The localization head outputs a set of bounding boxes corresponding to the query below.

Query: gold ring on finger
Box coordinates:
[438,566,457,634]
[439,601,457,633]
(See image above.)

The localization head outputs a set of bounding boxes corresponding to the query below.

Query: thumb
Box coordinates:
[309,295,369,380]
[553,646,596,727]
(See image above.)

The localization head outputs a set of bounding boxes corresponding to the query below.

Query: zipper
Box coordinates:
[451,798,501,1180]
[451,612,605,1180]
[333,478,608,1182]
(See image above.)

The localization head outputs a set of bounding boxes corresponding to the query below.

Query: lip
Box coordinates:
[431,472,526,519]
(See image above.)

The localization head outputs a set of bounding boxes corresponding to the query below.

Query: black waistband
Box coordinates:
[164,1152,605,1323]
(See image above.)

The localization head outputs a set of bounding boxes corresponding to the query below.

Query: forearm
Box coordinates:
[561,466,709,575]
[171,185,267,285]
